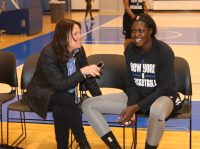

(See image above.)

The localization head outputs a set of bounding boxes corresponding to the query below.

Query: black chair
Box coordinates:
[133,56,192,149]
[80,54,134,149]
[6,53,74,149]
[0,51,18,144]
[6,53,40,148]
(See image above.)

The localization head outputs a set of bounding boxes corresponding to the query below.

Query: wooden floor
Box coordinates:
[4,123,200,149]
[1,10,200,149]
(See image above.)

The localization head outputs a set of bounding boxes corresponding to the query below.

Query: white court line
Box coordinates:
[15,17,121,69]
[83,41,123,43]
[158,30,182,40]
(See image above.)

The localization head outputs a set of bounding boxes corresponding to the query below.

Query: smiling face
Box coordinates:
[131,21,153,53]
[68,24,82,53]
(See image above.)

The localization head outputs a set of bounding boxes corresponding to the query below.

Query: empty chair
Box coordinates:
[6,53,40,147]
[0,51,18,144]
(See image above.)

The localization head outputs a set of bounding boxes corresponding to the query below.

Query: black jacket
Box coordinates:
[24,44,101,118]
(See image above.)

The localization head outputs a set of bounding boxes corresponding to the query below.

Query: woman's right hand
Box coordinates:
[80,64,101,78]
[117,104,139,125]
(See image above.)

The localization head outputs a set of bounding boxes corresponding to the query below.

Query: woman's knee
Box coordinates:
[149,96,173,121]
[81,98,93,112]
[81,96,101,113]
[51,92,76,109]
[149,97,166,121]
[149,107,165,121]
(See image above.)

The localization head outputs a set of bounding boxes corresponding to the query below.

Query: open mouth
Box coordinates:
[135,38,142,43]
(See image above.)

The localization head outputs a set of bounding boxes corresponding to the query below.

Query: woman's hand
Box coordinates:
[80,64,101,78]
[117,104,139,126]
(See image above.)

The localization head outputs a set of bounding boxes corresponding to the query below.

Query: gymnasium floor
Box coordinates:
[0,10,200,148]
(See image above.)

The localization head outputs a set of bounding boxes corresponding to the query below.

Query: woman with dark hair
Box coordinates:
[82,14,182,149]
[24,19,102,149]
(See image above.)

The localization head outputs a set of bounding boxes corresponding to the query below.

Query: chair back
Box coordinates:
[21,53,40,90]
[87,54,126,91]
[0,51,18,87]
[174,57,192,96]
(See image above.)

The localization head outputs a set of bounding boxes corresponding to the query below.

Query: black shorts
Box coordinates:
[139,93,182,121]
[164,93,182,121]
[170,93,182,115]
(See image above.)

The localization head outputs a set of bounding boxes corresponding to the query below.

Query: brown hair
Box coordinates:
[51,19,81,62]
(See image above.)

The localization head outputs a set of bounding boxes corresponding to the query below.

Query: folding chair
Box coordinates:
[6,53,73,149]
[0,51,18,145]
[6,53,40,148]
[133,56,192,149]
[80,54,135,149]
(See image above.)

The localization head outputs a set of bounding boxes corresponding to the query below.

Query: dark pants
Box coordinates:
[85,2,92,17]
[50,92,87,149]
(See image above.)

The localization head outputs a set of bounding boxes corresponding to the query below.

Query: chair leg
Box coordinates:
[134,115,138,149]
[7,109,9,145]
[0,106,3,144]
[130,123,135,149]
[123,126,125,149]
[68,129,75,149]
[7,110,27,147]
[190,117,192,149]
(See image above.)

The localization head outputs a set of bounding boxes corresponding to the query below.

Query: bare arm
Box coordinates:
[143,0,148,14]
[123,0,135,18]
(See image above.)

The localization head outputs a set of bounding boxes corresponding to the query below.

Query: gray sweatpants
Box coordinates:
[82,92,174,146]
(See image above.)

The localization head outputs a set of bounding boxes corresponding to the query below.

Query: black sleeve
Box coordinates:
[124,46,141,106]
[138,45,175,113]
[77,46,102,97]
[39,48,85,91]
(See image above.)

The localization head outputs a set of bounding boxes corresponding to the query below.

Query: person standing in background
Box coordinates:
[0,0,7,13]
[85,0,95,20]
[123,0,148,48]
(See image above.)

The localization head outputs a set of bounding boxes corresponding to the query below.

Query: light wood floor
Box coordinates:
[1,10,200,149]
[4,123,200,149]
